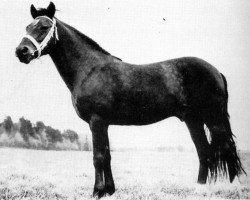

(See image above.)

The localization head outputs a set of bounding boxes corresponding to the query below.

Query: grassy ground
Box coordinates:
[0,148,249,199]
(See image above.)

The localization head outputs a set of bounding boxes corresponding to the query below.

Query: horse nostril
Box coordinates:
[21,46,29,54]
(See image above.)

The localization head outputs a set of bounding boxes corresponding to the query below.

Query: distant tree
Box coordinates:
[19,117,34,141]
[34,121,46,134]
[0,116,84,151]
[0,126,5,135]
[45,126,62,143]
[62,129,79,143]
[3,116,13,133]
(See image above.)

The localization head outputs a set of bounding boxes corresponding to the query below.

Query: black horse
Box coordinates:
[15,2,245,198]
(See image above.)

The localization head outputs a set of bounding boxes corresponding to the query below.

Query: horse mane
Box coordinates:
[60,20,122,61]
[77,29,112,56]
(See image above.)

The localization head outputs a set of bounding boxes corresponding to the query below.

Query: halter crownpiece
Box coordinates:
[23,16,59,58]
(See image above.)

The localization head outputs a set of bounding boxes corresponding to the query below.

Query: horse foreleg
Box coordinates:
[89,114,115,198]
[185,115,210,184]
[90,114,108,198]
[103,140,115,195]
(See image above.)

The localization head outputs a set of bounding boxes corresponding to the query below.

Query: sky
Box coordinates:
[0,0,250,150]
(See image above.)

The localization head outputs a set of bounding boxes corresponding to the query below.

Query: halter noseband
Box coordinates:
[23,16,59,58]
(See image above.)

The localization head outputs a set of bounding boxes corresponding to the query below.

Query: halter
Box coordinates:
[23,16,59,58]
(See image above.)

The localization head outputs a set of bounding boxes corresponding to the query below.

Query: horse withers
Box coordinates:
[15,2,245,198]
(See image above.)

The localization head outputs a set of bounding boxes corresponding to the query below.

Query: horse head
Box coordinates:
[15,2,58,64]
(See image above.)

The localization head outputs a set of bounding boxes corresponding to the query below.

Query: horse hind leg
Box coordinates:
[185,115,210,184]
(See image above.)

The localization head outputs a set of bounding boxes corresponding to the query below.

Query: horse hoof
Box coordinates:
[197,179,207,184]
[93,186,106,199]
[105,184,115,195]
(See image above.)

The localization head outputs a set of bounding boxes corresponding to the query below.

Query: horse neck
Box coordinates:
[49,19,110,91]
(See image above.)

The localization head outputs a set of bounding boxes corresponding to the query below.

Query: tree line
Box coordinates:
[0,116,92,151]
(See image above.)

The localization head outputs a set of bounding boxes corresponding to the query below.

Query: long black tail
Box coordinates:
[221,73,229,117]
[208,73,246,182]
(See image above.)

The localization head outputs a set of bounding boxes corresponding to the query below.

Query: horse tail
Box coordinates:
[221,73,229,117]
[208,73,246,182]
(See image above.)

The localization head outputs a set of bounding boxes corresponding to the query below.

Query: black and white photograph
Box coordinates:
[0,0,250,199]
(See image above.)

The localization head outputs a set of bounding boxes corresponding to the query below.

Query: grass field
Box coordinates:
[0,148,249,200]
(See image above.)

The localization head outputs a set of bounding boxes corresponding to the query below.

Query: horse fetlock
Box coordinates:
[93,183,106,198]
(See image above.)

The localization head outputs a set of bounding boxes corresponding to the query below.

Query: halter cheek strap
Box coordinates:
[23,16,59,58]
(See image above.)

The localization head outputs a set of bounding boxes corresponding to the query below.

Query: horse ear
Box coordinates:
[47,2,56,18]
[30,4,38,19]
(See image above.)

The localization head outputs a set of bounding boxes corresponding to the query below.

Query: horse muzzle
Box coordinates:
[15,45,36,64]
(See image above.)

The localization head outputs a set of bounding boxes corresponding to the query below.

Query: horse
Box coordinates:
[15,2,245,198]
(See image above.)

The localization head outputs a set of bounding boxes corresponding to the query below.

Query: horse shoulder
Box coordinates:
[71,63,121,119]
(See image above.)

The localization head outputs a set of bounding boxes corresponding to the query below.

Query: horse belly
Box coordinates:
[110,91,180,125]
[110,110,174,125]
